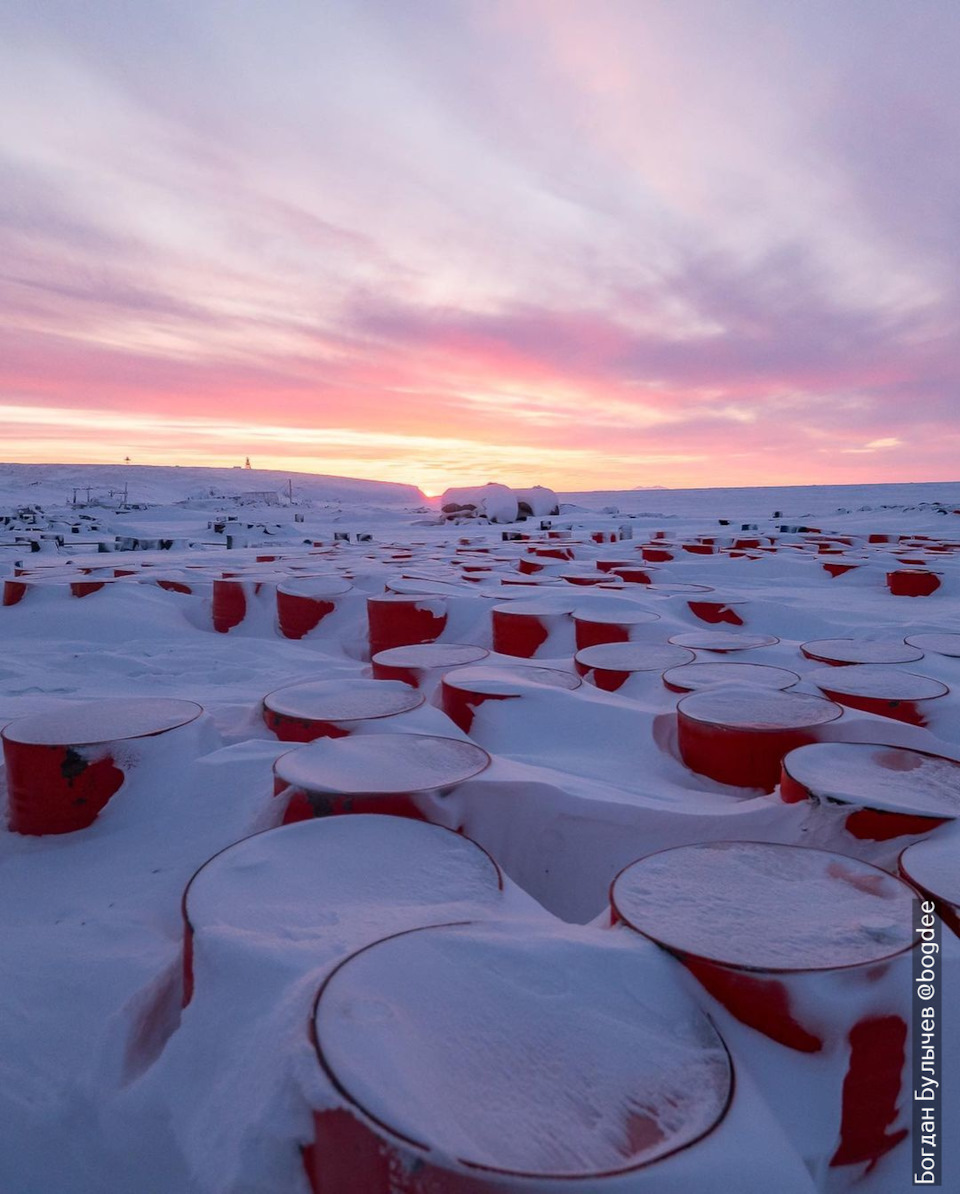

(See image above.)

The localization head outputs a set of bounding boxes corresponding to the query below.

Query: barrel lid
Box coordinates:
[612,842,916,971]
[313,923,732,1176]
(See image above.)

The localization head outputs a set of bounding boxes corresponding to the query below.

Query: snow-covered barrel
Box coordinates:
[371,643,489,694]
[367,593,448,656]
[641,545,674,562]
[905,631,960,657]
[807,665,948,726]
[676,688,843,791]
[799,638,923,667]
[572,602,660,649]
[440,664,581,734]
[899,837,960,938]
[212,575,276,633]
[180,816,503,1005]
[262,679,423,742]
[610,566,658,584]
[886,569,942,596]
[573,642,694,693]
[490,599,575,658]
[662,662,799,694]
[276,577,353,639]
[306,923,735,1194]
[686,596,747,626]
[611,842,918,1175]
[3,698,203,835]
[780,742,959,848]
[668,630,779,653]
[274,732,490,822]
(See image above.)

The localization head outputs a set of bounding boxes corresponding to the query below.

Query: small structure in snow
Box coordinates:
[439,483,559,523]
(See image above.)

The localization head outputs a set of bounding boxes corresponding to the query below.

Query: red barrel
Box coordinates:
[612,842,917,1174]
[572,603,660,649]
[371,643,489,690]
[274,732,490,822]
[900,838,960,938]
[367,594,448,656]
[808,665,948,726]
[181,815,503,1005]
[905,631,960,657]
[490,600,574,658]
[887,570,942,596]
[662,662,799,694]
[799,637,923,666]
[573,642,694,693]
[276,577,352,639]
[780,742,958,844]
[307,922,734,1194]
[440,664,581,734]
[676,688,843,790]
[687,598,746,626]
[262,679,423,742]
[3,698,202,835]
[668,631,778,653]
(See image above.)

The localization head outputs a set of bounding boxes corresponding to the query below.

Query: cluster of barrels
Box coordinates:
[3,518,959,1191]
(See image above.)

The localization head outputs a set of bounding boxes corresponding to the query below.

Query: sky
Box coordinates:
[2,0,959,494]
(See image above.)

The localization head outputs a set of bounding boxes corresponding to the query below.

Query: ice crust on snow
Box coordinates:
[613,842,916,969]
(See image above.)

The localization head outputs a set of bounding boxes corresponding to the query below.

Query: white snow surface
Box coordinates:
[1,465,960,1193]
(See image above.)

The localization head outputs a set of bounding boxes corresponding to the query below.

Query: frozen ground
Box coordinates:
[0,464,958,1192]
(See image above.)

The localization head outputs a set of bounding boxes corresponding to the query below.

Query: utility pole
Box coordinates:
[288,478,293,503]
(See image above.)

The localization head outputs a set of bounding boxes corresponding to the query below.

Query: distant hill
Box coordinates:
[0,463,424,508]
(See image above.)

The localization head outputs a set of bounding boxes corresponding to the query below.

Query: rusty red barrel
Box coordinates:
[611,842,917,1174]
[367,593,448,656]
[668,630,779,653]
[663,662,799,694]
[181,815,503,1005]
[641,545,674,562]
[686,597,746,626]
[574,642,694,693]
[277,577,353,639]
[807,665,948,726]
[3,698,202,835]
[611,566,658,585]
[900,837,960,938]
[440,664,581,734]
[905,631,960,657]
[887,569,942,596]
[572,602,660,649]
[371,643,489,693]
[490,599,575,658]
[676,688,843,791]
[780,742,959,846]
[275,732,490,822]
[263,679,423,742]
[799,638,923,666]
[306,922,734,1194]
[212,575,276,633]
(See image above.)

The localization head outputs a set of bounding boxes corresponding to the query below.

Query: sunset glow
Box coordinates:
[2,1,958,490]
